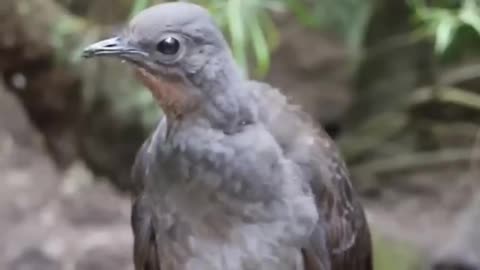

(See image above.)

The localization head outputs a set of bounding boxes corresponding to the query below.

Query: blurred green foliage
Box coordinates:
[66,0,480,80]
[128,0,372,76]
[195,0,280,76]
[124,0,480,75]
[104,0,480,143]
[373,234,422,270]
[409,0,480,55]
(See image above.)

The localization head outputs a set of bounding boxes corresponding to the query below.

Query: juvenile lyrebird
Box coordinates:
[83,2,372,270]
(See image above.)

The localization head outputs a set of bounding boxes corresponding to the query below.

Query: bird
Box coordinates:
[82,2,372,270]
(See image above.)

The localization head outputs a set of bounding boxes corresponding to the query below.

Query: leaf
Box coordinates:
[284,0,318,27]
[459,0,480,34]
[248,13,270,76]
[130,0,151,18]
[259,12,280,51]
[226,0,248,71]
[434,16,459,54]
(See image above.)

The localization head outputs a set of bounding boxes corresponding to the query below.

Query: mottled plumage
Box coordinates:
[83,3,372,270]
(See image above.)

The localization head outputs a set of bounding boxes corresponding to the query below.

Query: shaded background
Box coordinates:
[1,0,480,269]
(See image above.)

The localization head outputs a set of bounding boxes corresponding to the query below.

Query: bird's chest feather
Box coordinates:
[138,120,318,270]
[148,191,306,270]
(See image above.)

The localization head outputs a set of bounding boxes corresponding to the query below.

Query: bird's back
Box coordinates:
[248,80,372,270]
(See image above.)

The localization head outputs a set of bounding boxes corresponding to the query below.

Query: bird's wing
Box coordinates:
[131,194,160,270]
[303,129,372,270]
[130,123,164,270]
[249,81,372,270]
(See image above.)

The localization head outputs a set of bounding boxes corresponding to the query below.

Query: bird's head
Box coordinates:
[83,2,245,121]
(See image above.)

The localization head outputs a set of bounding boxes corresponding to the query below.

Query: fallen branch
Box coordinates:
[353,148,479,181]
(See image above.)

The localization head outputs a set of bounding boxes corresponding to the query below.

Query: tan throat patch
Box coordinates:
[134,68,189,119]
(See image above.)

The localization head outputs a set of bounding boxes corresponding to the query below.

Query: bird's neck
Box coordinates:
[136,53,256,134]
[187,55,256,132]
[135,68,190,121]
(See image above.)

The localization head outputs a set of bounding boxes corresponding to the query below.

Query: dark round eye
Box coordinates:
[156,37,180,55]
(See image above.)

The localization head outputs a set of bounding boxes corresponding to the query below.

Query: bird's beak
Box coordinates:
[82,37,148,59]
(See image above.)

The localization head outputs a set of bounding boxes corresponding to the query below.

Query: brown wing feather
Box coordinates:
[132,195,160,270]
[131,128,163,270]
[249,81,373,270]
[304,129,372,270]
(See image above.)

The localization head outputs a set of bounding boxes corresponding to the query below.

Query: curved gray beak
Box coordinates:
[82,37,148,59]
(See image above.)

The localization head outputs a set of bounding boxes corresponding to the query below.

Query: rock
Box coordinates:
[431,194,480,270]
[75,245,132,270]
[8,248,61,270]
[0,82,133,270]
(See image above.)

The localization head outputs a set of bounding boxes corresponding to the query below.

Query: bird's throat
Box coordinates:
[134,68,191,120]
[135,66,253,136]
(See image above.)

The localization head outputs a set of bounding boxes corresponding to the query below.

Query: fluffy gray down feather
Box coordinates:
[130,79,372,270]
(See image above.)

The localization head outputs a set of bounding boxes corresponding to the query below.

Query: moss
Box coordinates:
[372,233,423,270]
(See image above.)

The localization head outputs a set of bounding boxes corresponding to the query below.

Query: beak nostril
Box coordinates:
[105,44,116,48]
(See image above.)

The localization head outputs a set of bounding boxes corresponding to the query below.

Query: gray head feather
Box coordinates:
[83,2,251,132]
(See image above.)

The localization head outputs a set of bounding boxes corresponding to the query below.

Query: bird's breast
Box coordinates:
[148,195,306,270]
[138,119,318,270]
[142,163,316,270]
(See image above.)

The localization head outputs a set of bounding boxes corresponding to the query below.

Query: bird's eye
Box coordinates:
[156,37,180,55]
